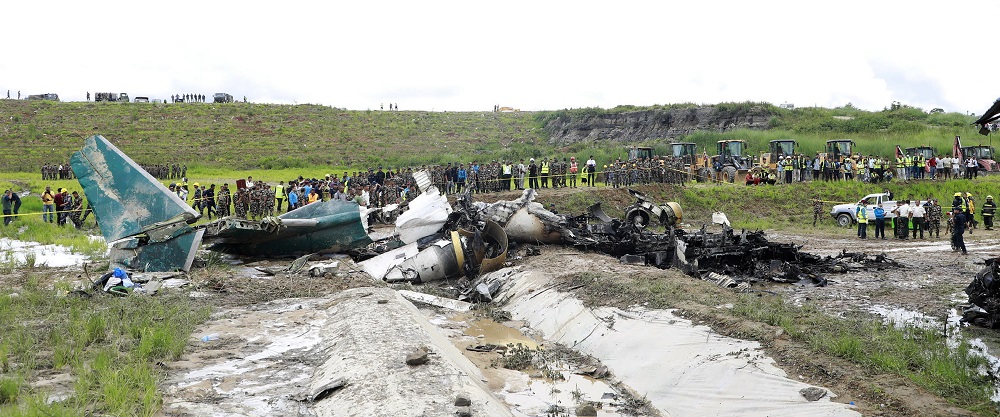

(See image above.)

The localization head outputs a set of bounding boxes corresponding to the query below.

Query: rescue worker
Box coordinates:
[568,157,578,187]
[966,193,978,232]
[953,208,968,255]
[856,203,869,239]
[540,158,550,188]
[984,195,996,230]
[192,183,202,212]
[274,181,286,213]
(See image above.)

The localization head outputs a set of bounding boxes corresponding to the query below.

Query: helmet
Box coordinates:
[193,182,199,187]
[989,196,994,200]
[955,192,962,197]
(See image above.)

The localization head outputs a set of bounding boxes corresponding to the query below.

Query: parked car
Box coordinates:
[829,193,928,227]
[213,93,233,103]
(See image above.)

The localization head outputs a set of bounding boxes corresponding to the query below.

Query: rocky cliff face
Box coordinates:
[543,106,776,145]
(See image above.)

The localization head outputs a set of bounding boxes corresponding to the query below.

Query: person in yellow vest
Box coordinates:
[308,189,319,205]
[274,181,286,212]
[856,203,869,239]
[540,159,550,188]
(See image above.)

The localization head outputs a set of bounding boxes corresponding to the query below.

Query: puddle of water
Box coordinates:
[464,318,539,349]
[0,237,90,267]
[869,304,1000,400]
[967,338,1000,402]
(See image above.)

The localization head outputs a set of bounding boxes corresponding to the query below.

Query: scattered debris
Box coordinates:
[962,258,1000,328]
[309,378,348,402]
[576,404,598,416]
[800,387,829,401]
[399,290,473,312]
[406,346,430,366]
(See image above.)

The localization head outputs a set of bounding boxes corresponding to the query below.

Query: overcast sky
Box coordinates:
[2,1,995,114]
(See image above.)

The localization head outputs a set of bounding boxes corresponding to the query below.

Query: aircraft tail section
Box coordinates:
[70,135,198,243]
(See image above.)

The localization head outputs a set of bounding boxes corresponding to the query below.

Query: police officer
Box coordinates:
[953,208,969,255]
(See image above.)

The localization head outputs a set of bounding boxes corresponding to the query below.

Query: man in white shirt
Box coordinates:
[892,200,911,239]
[910,201,926,239]
[585,156,597,187]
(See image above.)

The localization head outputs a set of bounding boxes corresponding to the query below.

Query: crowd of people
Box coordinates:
[846,191,992,256]
[2,186,91,228]
[172,94,206,103]
[747,152,985,186]
[40,163,74,180]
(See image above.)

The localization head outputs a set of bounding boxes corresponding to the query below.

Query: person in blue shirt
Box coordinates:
[873,203,886,239]
[287,188,299,212]
[456,165,467,193]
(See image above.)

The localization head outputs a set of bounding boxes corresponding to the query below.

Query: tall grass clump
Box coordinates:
[0,279,211,416]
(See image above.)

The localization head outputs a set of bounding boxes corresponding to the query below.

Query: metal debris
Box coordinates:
[962,258,1000,328]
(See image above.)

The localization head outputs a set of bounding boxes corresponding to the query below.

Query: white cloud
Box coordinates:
[1,0,994,114]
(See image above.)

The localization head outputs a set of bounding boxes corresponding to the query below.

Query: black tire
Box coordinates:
[722,166,737,183]
[697,168,711,183]
[836,213,853,227]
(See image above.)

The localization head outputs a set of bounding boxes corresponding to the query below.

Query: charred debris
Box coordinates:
[359,188,901,300]
[962,258,1000,328]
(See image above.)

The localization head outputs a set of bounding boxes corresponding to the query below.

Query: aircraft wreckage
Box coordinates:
[73,135,899,291]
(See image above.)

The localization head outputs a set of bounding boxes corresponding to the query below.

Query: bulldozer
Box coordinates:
[905,146,936,161]
[759,139,799,170]
[822,139,855,163]
[705,140,753,183]
[670,142,702,181]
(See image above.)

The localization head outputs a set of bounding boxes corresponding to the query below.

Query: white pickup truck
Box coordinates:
[830,193,928,227]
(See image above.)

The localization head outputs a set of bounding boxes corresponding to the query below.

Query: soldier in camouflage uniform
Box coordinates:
[217,184,231,217]
[927,198,942,238]
[234,187,249,219]
[263,182,276,216]
[813,199,823,227]
[68,191,84,229]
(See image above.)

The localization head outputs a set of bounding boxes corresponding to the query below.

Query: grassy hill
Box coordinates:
[0,99,989,173]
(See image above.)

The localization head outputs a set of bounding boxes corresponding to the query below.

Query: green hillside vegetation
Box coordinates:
[0,99,988,174]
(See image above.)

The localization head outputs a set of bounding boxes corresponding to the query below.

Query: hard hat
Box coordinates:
[193,182,199,187]
[530,158,535,162]
[989,195,994,200]
[955,192,962,197]
[571,157,576,160]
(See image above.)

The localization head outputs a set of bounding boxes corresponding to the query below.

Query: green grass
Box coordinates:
[0,100,988,175]
[0,276,210,416]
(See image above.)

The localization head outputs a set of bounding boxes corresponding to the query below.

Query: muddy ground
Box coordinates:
[3,225,998,416]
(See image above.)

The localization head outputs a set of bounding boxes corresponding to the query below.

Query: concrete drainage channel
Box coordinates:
[160,265,861,416]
